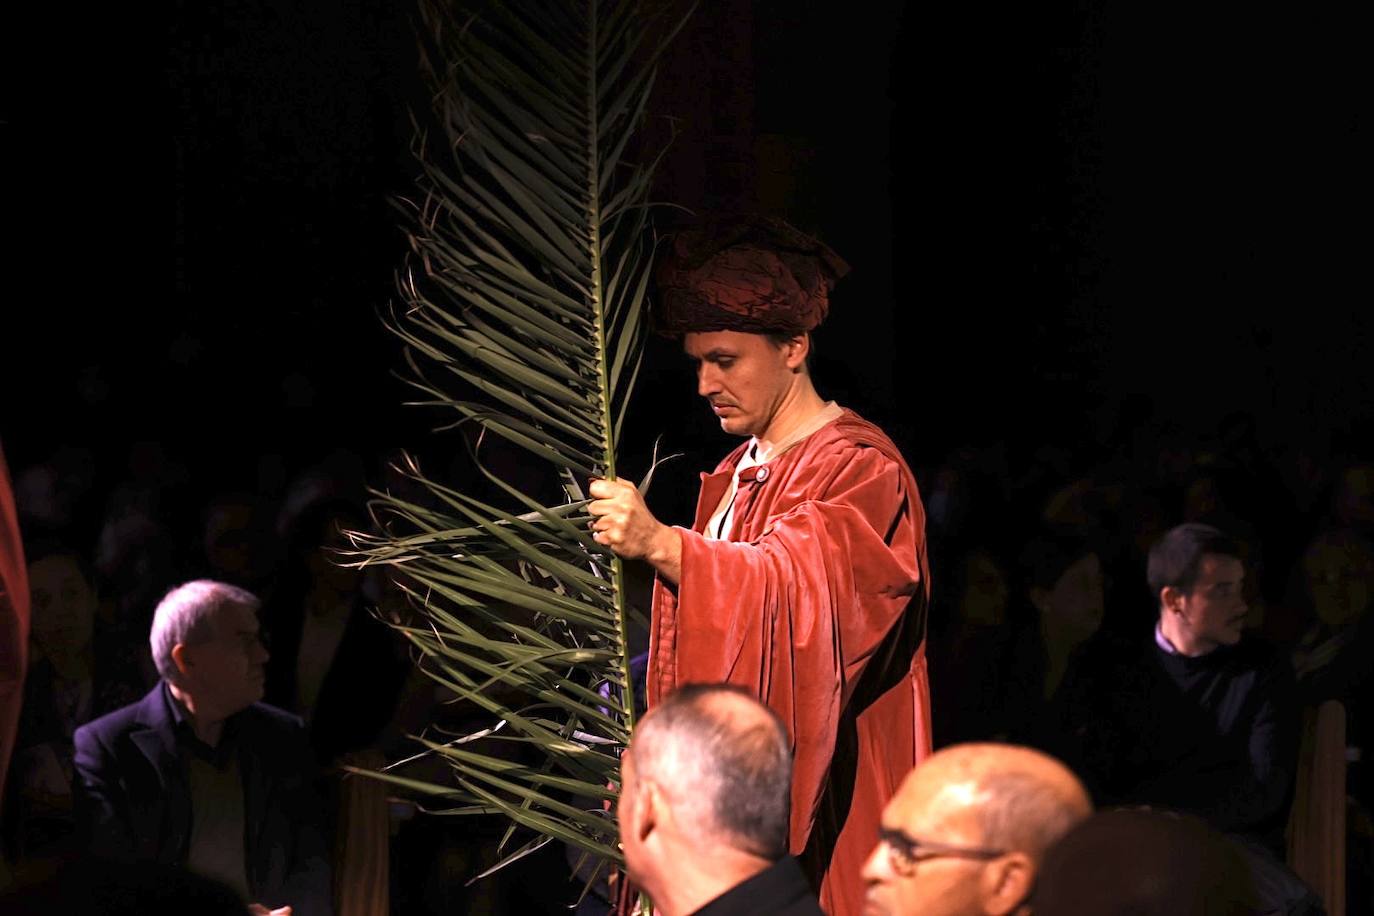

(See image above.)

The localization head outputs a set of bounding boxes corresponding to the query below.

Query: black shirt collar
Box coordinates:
[161,681,241,767]
[691,856,819,916]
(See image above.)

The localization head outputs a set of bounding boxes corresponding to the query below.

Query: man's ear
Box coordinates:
[979,852,1035,916]
[171,642,193,679]
[635,780,664,844]
[784,333,809,371]
[1160,585,1185,615]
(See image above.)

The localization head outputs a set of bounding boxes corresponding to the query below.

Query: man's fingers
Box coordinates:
[588,477,636,500]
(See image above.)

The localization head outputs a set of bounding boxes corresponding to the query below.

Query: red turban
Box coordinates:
[652,214,850,336]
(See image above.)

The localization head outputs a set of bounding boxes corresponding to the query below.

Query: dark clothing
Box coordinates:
[1051,633,1298,855]
[692,856,824,916]
[3,650,143,859]
[72,684,333,915]
[929,620,1020,745]
[263,589,409,766]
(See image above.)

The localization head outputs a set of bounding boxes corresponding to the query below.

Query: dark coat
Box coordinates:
[72,685,333,915]
[693,856,824,916]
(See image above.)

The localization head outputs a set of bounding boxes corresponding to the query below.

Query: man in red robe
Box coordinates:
[589,215,932,915]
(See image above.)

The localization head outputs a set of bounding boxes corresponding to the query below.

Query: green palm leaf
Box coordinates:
[347,0,690,883]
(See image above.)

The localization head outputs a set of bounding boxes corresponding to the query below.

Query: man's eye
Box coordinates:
[716,359,734,369]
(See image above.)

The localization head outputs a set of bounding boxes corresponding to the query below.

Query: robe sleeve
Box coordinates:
[0,442,29,812]
[649,442,923,843]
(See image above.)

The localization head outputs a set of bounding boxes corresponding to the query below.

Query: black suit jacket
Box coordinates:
[72,685,333,915]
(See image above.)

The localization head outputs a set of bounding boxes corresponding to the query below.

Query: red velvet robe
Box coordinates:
[0,443,30,813]
[648,409,932,916]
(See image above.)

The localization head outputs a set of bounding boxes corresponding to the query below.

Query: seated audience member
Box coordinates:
[860,742,1091,916]
[928,547,1017,745]
[1332,462,1374,539]
[1291,528,1374,915]
[1293,529,1374,778]
[92,508,179,685]
[5,543,141,863]
[1003,535,1107,746]
[263,497,408,768]
[618,683,822,916]
[1051,523,1299,857]
[1031,808,1264,916]
[72,580,331,916]
[200,490,280,595]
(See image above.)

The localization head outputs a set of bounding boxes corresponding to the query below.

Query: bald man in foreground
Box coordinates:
[860,743,1091,916]
[618,683,823,915]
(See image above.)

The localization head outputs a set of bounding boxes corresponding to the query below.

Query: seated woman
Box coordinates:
[1004,532,1107,748]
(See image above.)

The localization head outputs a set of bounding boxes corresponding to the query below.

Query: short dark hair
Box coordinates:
[631,683,792,859]
[1146,523,1242,597]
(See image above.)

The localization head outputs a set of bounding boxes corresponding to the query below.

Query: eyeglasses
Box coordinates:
[878,826,1007,876]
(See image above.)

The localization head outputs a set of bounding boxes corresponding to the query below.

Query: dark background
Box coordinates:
[4,0,1369,510]
[2,4,1369,910]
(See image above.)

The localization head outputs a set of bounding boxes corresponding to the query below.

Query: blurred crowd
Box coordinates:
[0,404,1370,914]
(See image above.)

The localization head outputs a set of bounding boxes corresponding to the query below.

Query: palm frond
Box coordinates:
[349,0,689,880]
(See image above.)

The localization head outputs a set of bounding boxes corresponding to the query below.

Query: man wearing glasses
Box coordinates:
[860,742,1090,916]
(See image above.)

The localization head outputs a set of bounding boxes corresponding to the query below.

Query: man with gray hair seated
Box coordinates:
[618,683,823,915]
[73,580,332,916]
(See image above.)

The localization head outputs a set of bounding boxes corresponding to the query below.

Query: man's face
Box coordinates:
[1176,554,1248,652]
[684,330,800,439]
[182,601,269,716]
[861,772,993,916]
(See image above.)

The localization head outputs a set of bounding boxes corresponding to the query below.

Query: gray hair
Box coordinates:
[630,683,792,859]
[149,579,260,686]
[975,768,1092,859]
[923,742,1093,861]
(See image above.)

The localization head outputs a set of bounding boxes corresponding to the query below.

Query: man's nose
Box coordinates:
[697,365,719,397]
[859,843,888,884]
